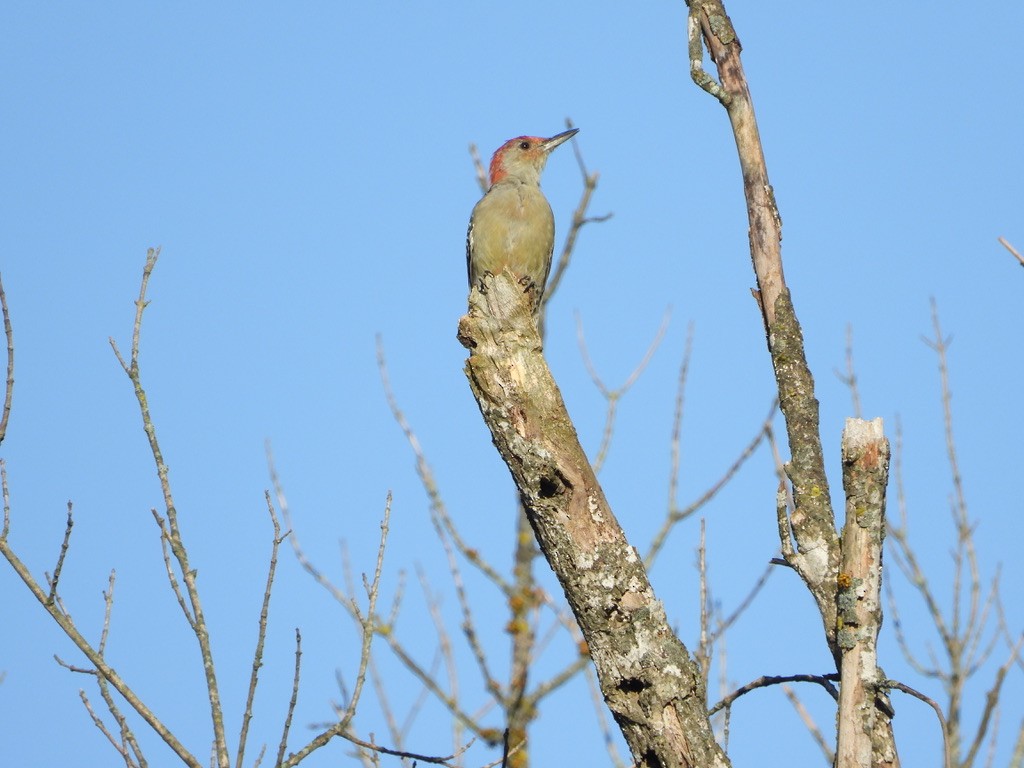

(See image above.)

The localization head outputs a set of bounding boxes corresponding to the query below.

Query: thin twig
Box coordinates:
[984,709,1000,768]
[709,561,773,645]
[69,571,147,768]
[282,495,393,766]
[963,634,1024,768]
[348,495,393,725]
[527,589,592,704]
[666,323,694,531]
[1,459,9,540]
[110,248,229,767]
[269,446,360,616]
[376,337,510,593]
[98,570,116,654]
[0,272,13,446]
[381,620,483,737]
[47,502,75,605]
[3,543,200,766]
[78,688,139,768]
[887,417,948,676]
[469,144,488,194]
[362,660,405,763]
[96,574,147,768]
[275,629,302,767]
[340,732,475,767]
[647,399,777,566]
[886,679,951,768]
[428,491,503,704]
[151,509,196,629]
[0,255,206,767]
[998,237,1024,267]
[833,324,862,419]
[412,567,458,744]
[697,519,710,685]
[236,493,285,768]
[543,119,612,308]
[708,673,840,715]
[576,308,670,473]
[781,684,834,765]
[579,665,627,768]
[505,500,538,762]
[1009,718,1024,768]
[527,654,590,707]
[886,305,1017,767]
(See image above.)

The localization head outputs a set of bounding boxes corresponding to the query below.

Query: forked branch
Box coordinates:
[687,1,898,762]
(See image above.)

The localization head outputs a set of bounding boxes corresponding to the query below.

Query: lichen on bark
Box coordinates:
[459,272,729,768]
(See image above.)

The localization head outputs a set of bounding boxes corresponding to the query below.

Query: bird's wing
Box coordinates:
[465,215,474,288]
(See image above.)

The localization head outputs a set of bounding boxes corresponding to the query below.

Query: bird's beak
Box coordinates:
[541,128,579,153]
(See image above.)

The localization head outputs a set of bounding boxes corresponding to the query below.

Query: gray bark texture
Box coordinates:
[837,418,897,768]
[458,272,729,768]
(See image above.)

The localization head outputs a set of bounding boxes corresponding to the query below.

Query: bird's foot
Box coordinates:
[476,271,494,294]
[520,277,543,313]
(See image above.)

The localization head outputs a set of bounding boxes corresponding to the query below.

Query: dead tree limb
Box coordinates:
[686,0,842,658]
[687,2,899,764]
[458,273,728,768]
[837,419,894,767]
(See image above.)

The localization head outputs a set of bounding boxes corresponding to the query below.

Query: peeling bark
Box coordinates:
[837,419,898,768]
[458,273,729,768]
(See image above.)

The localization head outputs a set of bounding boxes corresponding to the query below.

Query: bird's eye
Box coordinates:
[519,141,530,150]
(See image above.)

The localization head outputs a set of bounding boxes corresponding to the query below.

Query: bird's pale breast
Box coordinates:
[467,182,555,289]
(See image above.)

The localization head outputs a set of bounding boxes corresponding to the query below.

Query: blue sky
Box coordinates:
[2,3,1022,766]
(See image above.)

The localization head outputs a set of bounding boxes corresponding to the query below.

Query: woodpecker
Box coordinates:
[466,128,578,313]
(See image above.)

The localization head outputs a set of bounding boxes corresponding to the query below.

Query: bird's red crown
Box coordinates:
[488,136,544,185]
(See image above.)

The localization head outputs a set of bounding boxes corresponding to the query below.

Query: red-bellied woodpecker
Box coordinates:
[466,128,578,313]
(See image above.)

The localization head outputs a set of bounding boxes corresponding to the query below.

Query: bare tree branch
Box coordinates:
[459,272,728,768]
[0,272,13,447]
[886,680,951,768]
[647,398,776,567]
[275,629,302,768]
[376,338,510,593]
[0,252,205,767]
[686,4,902,763]
[834,324,862,419]
[997,237,1023,267]
[340,731,476,767]
[3,528,200,765]
[708,673,840,715]
[281,494,393,766]
[543,119,612,311]
[835,419,893,766]
[888,303,1015,766]
[235,493,285,768]
[46,503,74,605]
[109,248,230,767]
[686,0,843,664]
[782,684,834,765]
[576,308,670,474]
